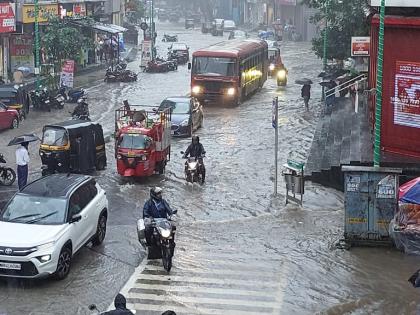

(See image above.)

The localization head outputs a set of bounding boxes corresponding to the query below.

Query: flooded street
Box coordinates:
[1,22,420,315]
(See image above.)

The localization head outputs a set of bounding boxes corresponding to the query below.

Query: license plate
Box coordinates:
[0,262,21,270]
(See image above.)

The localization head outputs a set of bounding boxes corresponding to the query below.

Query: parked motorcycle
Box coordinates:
[162,34,178,42]
[0,154,16,186]
[182,153,205,184]
[58,86,86,103]
[104,67,137,83]
[30,89,52,112]
[137,216,176,273]
[144,59,177,73]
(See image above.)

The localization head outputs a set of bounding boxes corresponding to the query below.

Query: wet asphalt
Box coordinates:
[1,22,420,315]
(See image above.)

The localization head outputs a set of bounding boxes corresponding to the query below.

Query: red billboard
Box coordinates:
[0,3,15,33]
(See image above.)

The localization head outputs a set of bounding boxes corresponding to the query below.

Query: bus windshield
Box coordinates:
[193,57,237,77]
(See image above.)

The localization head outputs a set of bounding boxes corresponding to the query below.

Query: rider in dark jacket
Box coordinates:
[72,97,89,120]
[143,187,175,245]
[183,136,206,182]
[102,294,134,315]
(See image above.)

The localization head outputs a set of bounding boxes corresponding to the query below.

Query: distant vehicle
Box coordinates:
[159,97,203,137]
[0,174,108,280]
[190,39,268,106]
[185,18,194,29]
[202,21,212,34]
[223,20,236,31]
[0,102,19,130]
[211,19,224,36]
[168,43,190,63]
[228,30,248,40]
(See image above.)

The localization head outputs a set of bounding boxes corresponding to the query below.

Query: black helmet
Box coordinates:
[150,187,163,201]
[192,135,199,144]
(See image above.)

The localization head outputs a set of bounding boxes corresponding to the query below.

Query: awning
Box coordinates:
[69,19,127,34]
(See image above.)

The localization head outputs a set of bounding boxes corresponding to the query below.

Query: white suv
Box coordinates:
[0,174,108,280]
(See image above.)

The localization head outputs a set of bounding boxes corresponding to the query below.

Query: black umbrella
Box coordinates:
[295,78,313,85]
[8,134,40,146]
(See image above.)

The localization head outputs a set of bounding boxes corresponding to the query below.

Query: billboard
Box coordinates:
[22,4,59,23]
[10,35,34,72]
[0,3,15,33]
[371,0,420,6]
[351,37,370,57]
[393,61,420,129]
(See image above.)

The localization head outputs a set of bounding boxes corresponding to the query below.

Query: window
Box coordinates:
[193,57,237,76]
[42,127,69,146]
[118,134,150,150]
[159,100,190,114]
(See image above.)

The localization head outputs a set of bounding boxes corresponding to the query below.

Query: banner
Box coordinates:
[351,37,370,57]
[0,3,15,33]
[141,40,152,67]
[392,61,420,129]
[10,35,34,72]
[60,60,75,88]
[22,4,59,23]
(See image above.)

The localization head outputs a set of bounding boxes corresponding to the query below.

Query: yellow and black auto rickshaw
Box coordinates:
[0,84,30,121]
[39,120,107,176]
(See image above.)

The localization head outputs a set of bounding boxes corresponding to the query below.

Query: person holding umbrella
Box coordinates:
[8,134,40,190]
[15,142,29,190]
[296,78,313,110]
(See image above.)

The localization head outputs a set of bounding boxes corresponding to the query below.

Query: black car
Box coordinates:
[158,97,203,137]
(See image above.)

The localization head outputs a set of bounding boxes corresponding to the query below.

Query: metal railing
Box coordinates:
[325,74,367,99]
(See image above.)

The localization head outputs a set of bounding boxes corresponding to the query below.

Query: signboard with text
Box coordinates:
[22,4,59,23]
[0,3,15,33]
[60,60,75,88]
[10,35,34,72]
[351,37,370,57]
[141,40,152,67]
[371,0,420,7]
[392,61,420,129]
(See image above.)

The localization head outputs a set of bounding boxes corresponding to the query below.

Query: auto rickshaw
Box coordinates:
[0,84,30,121]
[39,120,107,176]
[268,47,281,76]
[185,18,194,29]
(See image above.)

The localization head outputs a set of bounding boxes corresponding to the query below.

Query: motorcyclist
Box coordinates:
[143,187,176,245]
[102,293,134,315]
[183,136,206,183]
[72,97,89,120]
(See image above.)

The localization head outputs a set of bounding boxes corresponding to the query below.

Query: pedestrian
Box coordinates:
[301,84,311,110]
[162,311,176,315]
[16,142,29,190]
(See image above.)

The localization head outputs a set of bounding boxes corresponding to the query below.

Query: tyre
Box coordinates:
[0,168,16,186]
[96,157,106,171]
[161,245,172,273]
[92,213,107,246]
[10,117,18,129]
[54,246,72,280]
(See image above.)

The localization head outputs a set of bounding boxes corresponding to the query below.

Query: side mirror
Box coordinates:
[70,214,82,224]
[188,63,192,70]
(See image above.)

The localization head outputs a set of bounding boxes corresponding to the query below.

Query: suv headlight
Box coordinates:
[36,255,52,263]
[36,241,55,252]
[192,86,202,94]
[180,118,189,126]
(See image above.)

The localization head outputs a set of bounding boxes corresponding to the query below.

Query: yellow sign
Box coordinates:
[22,4,59,24]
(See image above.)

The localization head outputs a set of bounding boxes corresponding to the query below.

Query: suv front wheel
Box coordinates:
[92,212,107,246]
[54,246,72,280]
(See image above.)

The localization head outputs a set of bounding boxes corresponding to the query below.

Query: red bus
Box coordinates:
[190,39,268,105]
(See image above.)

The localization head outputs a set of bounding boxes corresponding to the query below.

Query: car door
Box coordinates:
[68,184,95,251]
[0,103,8,129]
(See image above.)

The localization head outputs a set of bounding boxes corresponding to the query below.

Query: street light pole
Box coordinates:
[374,0,385,167]
[34,0,41,90]
[150,0,155,60]
[322,0,330,100]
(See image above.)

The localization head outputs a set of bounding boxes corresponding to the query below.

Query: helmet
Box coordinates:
[192,135,199,144]
[77,96,87,104]
[150,187,163,201]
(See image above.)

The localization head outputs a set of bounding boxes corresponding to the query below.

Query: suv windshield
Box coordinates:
[42,127,68,146]
[119,134,149,150]
[159,100,190,114]
[0,195,67,225]
[193,57,237,76]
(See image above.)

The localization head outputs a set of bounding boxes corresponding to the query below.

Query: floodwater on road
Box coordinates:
[0,22,420,315]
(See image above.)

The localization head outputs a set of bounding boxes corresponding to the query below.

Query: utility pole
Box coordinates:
[374,0,385,167]
[34,0,41,90]
[322,0,329,101]
[150,0,155,60]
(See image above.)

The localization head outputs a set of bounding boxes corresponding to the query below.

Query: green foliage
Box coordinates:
[42,16,93,70]
[301,0,369,61]
[126,0,145,24]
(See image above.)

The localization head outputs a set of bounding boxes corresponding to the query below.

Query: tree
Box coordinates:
[41,16,93,73]
[301,0,369,61]
[125,0,145,24]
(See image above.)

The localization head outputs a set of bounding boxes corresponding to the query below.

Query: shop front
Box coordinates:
[0,2,16,82]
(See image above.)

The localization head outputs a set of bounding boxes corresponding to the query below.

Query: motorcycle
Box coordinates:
[105,67,138,83]
[182,152,205,184]
[0,154,16,186]
[162,34,178,42]
[276,68,288,86]
[30,89,52,112]
[58,86,86,103]
[70,103,90,121]
[137,216,176,273]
